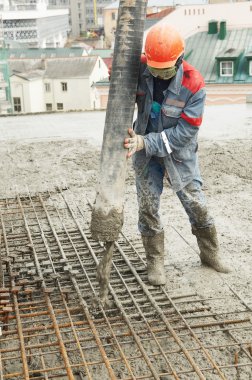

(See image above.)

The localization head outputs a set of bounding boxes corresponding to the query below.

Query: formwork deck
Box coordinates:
[0,189,251,380]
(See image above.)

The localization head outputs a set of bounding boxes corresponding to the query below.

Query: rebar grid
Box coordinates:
[0,189,251,380]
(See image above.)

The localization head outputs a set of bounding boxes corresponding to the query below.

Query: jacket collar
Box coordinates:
[168,63,183,95]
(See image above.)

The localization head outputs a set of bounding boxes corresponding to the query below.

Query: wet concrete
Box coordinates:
[91,206,124,242]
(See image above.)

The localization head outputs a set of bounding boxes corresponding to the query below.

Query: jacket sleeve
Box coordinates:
[143,87,206,157]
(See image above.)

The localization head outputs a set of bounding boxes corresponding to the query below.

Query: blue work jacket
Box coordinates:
[133,60,206,192]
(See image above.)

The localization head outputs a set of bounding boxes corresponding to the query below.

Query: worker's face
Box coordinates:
[148,65,177,80]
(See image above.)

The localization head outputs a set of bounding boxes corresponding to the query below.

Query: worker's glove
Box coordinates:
[124,128,145,158]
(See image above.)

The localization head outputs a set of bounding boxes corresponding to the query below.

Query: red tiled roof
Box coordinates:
[146,7,175,19]
[103,57,113,68]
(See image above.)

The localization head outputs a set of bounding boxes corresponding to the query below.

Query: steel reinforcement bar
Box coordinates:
[0,189,251,380]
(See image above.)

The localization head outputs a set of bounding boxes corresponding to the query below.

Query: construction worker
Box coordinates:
[124,23,230,286]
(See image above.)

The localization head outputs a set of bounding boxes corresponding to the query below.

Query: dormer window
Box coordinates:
[220,61,233,77]
[216,48,243,79]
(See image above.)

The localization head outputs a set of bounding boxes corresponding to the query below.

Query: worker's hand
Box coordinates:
[124,128,145,158]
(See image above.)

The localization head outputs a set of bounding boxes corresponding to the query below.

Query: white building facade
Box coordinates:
[143,1,252,41]
[0,0,69,48]
[9,55,108,113]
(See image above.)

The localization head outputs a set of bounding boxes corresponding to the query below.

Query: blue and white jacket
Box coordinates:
[133,60,206,192]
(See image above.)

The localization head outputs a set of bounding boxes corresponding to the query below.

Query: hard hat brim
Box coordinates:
[146,58,178,69]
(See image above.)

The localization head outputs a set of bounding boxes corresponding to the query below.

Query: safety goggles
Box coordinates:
[147,65,177,80]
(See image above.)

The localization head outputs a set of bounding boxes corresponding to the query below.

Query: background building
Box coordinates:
[103,0,210,48]
[65,0,112,38]
[96,1,252,107]
[186,21,252,104]
[1,0,251,113]
[9,55,108,113]
[0,0,69,48]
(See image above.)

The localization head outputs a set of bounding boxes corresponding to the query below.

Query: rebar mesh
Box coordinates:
[0,189,251,380]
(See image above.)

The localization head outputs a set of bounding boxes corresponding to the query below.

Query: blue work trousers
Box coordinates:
[135,157,214,237]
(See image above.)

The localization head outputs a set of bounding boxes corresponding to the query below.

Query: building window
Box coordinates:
[61,82,68,91]
[46,103,52,111]
[45,83,51,92]
[57,103,63,110]
[249,61,252,76]
[13,97,21,112]
[220,61,233,77]
[111,12,116,20]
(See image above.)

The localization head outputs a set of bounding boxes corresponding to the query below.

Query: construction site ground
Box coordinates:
[0,104,251,379]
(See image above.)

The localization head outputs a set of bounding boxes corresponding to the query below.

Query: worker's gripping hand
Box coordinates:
[124,128,145,158]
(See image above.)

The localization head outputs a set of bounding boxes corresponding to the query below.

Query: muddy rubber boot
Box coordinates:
[142,231,166,285]
[192,226,231,273]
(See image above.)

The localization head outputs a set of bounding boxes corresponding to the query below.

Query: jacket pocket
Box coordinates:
[162,104,182,118]
[172,143,196,162]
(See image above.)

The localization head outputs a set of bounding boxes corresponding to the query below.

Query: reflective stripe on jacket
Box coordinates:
[133,60,206,191]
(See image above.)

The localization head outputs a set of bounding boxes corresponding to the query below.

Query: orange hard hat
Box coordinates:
[145,23,185,69]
